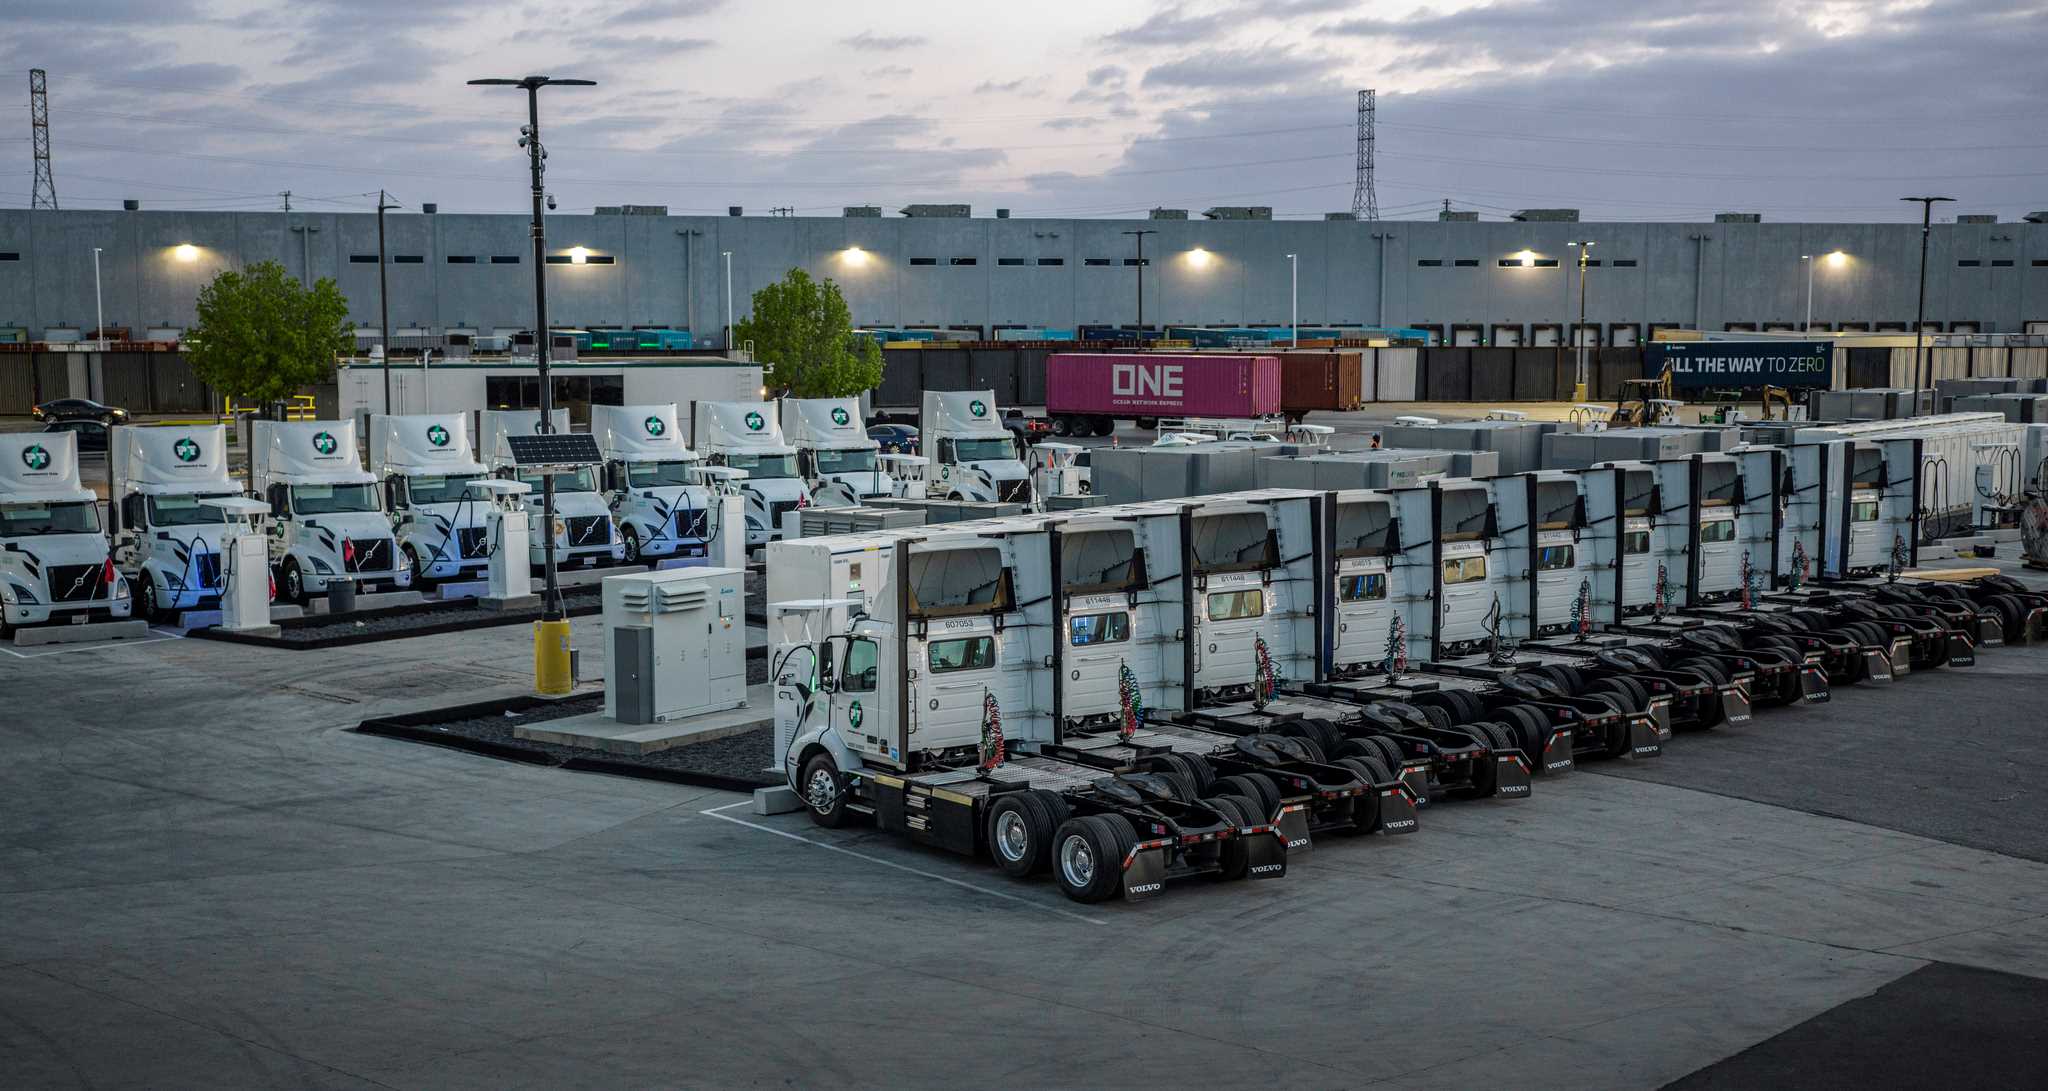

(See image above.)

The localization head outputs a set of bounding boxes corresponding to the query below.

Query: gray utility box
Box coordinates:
[601,566,747,725]
[799,506,926,536]
[1256,449,1498,491]
[867,498,1022,524]
[1378,420,1560,475]
[1813,388,1934,421]
[1542,426,1734,469]
[1953,393,2048,424]
[1092,442,1312,503]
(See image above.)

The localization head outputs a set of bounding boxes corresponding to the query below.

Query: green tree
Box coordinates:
[734,267,883,398]
[185,260,354,405]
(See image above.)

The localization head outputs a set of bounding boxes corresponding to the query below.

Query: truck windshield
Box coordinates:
[292,483,380,515]
[951,437,1016,463]
[517,467,598,494]
[815,448,878,475]
[148,492,238,527]
[0,500,100,536]
[627,460,698,489]
[725,454,797,480]
[407,475,477,505]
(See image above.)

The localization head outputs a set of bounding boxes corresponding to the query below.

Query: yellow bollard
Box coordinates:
[534,618,574,696]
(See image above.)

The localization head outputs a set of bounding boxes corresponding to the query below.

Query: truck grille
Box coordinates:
[676,509,709,540]
[457,526,489,559]
[47,563,106,603]
[567,516,610,546]
[768,500,800,528]
[193,552,222,589]
[997,479,1031,503]
[345,538,392,573]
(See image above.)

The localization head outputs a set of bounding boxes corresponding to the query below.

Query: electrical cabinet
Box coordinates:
[602,566,747,723]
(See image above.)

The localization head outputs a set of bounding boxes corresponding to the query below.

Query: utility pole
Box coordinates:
[376,189,398,413]
[722,250,734,350]
[1901,196,1954,395]
[469,73,596,648]
[1121,229,1155,332]
[30,69,57,210]
[1352,89,1378,221]
[1286,253,1298,348]
[1802,254,1814,332]
[91,247,104,349]
[280,190,292,212]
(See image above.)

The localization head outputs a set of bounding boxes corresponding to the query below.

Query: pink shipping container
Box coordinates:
[1045,353,1283,431]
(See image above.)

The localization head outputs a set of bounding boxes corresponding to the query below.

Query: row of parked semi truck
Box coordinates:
[0,388,1044,631]
[764,439,2048,903]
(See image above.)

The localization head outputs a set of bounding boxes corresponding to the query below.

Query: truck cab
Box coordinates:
[1048,504,1184,728]
[593,403,716,565]
[693,400,812,546]
[110,424,244,620]
[1500,472,1593,636]
[1179,491,1321,707]
[922,390,1031,504]
[369,413,491,587]
[250,418,410,602]
[1582,462,1663,619]
[478,409,625,572]
[1406,480,1512,657]
[1326,489,1408,677]
[783,397,894,508]
[0,431,132,633]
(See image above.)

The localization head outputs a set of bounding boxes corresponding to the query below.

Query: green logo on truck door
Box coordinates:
[426,424,450,448]
[173,437,201,462]
[744,411,765,431]
[645,416,666,437]
[968,399,987,417]
[831,407,850,426]
[312,431,338,455]
[849,699,863,728]
[20,444,50,471]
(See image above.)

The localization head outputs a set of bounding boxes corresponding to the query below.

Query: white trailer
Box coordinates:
[782,397,896,507]
[694,400,811,546]
[0,431,132,633]
[477,409,625,572]
[920,390,1031,504]
[369,413,492,586]
[593,403,718,565]
[250,419,411,602]
[110,424,244,620]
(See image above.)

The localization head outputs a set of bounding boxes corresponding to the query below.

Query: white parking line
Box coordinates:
[700,800,1106,925]
[0,627,184,660]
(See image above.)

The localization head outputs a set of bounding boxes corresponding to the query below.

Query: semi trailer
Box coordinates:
[1043,353,1283,436]
[251,419,412,602]
[0,430,132,634]
[592,403,718,565]
[783,397,896,507]
[479,409,626,571]
[693,400,812,546]
[921,391,1032,504]
[369,413,491,587]
[110,424,243,620]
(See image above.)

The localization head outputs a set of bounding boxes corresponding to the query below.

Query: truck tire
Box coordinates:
[138,571,165,624]
[799,752,853,829]
[1135,417,1158,431]
[1050,416,1071,437]
[1213,796,1260,876]
[1417,704,1454,733]
[987,793,1054,878]
[1364,735,1405,771]
[1054,815,1134,903]
[280,558,306,604]
[404,545,436,590]
[1177,753,1215,795]
[1088,417,1113,437]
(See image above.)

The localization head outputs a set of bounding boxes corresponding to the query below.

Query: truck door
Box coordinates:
[1778,444,1826,585]
[1436,542,1493,650]
[1061,593,1133,725]
[1333,557,1394,672]
[916,618,1002,752]
[1194,572,1266,696]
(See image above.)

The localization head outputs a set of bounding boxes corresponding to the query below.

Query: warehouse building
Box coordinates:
[2,206,2045,347]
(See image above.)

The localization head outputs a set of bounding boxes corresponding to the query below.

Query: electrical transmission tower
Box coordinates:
[30,68,57,210]
[1352,88,1377,222]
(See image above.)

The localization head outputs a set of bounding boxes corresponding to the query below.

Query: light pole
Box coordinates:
[1802,254,1814,332]
[1121,229,1155,333]
[721,250,734,351]
[1286,253,1298,348]
[376,189,398,413]
[469,73,596,645]
[1568,240,1594,400]
[1902,196,1954,394]
[90,246,104,349]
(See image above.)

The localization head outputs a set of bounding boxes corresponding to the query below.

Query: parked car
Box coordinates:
[42,420,109,453]
[33,398,129,425]
[867,423,920,455]
[1004,409,1052,446]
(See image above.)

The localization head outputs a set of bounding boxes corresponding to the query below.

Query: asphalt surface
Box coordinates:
[4,561,2048,1088]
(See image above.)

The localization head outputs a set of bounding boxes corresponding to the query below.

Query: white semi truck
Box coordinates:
[478,409,625,572]
[593,403,718,565]
[251,419,411,602]
[921,390,1031,504]
[782,397,895,507]
[0,431,132,634]
[110,424,245,620]
[369,413,491,587]
[693,400,811,546]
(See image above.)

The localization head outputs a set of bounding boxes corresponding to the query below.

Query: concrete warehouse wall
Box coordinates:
[2,210,2045,343]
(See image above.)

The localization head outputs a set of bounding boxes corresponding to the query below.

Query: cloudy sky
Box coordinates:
[3,0,2044,222]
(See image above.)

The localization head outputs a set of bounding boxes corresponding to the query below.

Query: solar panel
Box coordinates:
[505,432,601,468]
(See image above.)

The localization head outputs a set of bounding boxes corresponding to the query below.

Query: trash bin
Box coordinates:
[327,577,357,614]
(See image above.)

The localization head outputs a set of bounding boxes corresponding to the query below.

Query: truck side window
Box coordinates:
[1850,500,1879,522]
[267,483,290,517]
[1440,556,1488,584]
[1338,573,1386,601]
[1699,521,1736,543]
[1623,530,1651,555]
[1207,589,1264,620]
[928,636,994,673]
[1536,545,1575,570]
[842,638,878,692]
[122,494,144,531]
[1069,612,1130,645]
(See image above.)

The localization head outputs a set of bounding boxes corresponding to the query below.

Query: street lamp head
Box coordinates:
[1187,248,1212,268]
[1826,250,1848,268]
[843,246,869,267]
[567,246,589,265]
[172,244,198,263]
[1516,249,1535,267]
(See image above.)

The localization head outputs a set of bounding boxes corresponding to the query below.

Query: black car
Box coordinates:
[42,420,109,453]
[867,423,920,455]
[33,398,129,425]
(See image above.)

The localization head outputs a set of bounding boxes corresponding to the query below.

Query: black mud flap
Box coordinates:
[1721,685,1752,724]
[1277,804,1313,856]
[1121,845,1169,901]
[1800,666,1831,703]
[1648,698,1674,740]
[1492,753,1532,799]
[1626,715,1663,758]
[1400,761,1431,806]
[1375,784,1419,834]
[1977,615,2004,648]
[1542,727,1576,774]
[1862,647,1894,684]
[1947,631,1976,667]
[2029,608,2048,643]
[1244,830,1288,881]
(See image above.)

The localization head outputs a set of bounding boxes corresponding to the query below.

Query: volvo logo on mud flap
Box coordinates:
[1380,818,1417,832]
[1249,864,1283,875]
[1127,882,1163,895]
[1496,782,1531,796]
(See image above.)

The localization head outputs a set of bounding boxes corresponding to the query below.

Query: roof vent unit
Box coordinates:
[1713,212,1761,223]
[1148,208,1189,220]
[1510,208,1580,222]
[1201,206,1272,220]
[1957,214,1998,224]
[900,204,970,218]
[844,206,882,217]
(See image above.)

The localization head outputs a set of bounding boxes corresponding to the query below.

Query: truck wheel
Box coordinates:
[1175,753,1215,794]
[1213,797,1258,877]
[799,752,852,829]
[1364,735,1405,771]
[1135,417,1158,431]
[1053,815,1131,903]
[280,558,306,604]
[1092,417,1116,437]
[404,546,435,591]
[1050,416,1071,437]
[987,793,1054,878]
[138,572,164,624]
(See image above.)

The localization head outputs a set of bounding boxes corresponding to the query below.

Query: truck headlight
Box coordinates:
[5,583,34,604]
[0,583,16,604]
[311,557,334,574]
[114,578,130,600]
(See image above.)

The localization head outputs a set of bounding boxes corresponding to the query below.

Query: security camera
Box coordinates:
[546,194,557,211]
[518,136,529,147]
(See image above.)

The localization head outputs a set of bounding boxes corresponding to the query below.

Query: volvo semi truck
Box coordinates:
[478,409,625,571]
[694,400,811,546]
[0,431,132,634]
[110,424,244,620]
[593,403,717,564]
[921,391,1031,504]
[251,419,411,602]
[369,413,491,587]
[783,397,895,507]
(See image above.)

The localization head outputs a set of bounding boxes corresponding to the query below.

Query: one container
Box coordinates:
[1044,353,1282,422]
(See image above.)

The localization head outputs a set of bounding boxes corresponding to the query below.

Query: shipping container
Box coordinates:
[1044,352,1282,430]
[1276,350,1365,417]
